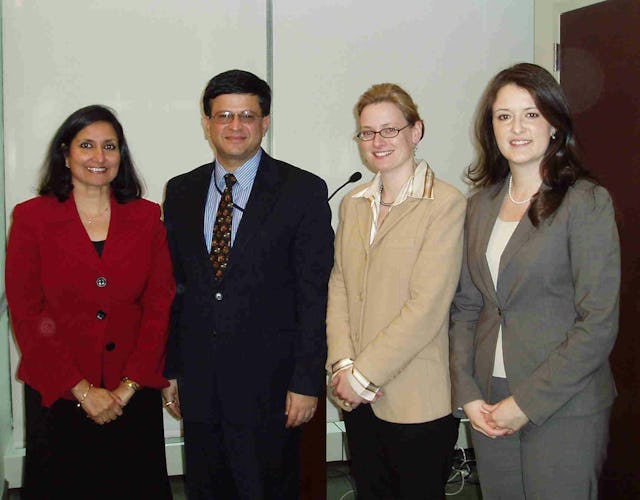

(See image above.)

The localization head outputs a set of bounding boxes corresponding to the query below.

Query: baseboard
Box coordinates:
[3,446,24,489]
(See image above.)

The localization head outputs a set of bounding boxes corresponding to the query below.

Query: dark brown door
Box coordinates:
[561,1,640,498]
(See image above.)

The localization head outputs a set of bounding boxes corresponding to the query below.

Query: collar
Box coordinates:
[352,159,435,203]
[213,148,263,191]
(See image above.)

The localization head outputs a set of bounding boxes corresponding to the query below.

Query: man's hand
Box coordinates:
[285,391,317,428]
[161,379,182,419]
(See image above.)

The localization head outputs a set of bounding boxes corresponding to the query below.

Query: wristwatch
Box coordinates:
[121,377,141,392]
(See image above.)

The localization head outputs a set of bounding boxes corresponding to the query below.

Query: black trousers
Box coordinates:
[183,416,300,500]
[22,384,172,500]
[343,404,458,500]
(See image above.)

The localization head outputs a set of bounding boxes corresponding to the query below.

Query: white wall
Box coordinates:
[273,1,533,224]
[2,0,267,209]
[2,0,533,484]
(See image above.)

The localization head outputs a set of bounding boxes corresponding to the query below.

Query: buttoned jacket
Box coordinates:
[449,179,620,425]
[163,152,334,425]
[327,165,466,424]
[5,194,176,406]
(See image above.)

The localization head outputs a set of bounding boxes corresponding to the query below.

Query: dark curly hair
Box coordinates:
[38,105,143,202]
[467,63,593,226]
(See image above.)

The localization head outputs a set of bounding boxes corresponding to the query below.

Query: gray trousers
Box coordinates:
[471,377,610,500]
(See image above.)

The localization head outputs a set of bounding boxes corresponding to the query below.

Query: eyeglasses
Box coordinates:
[355,124,411,141]
[211,111,262,125]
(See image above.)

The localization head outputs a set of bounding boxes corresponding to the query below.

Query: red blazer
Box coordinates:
[5,194,175,406]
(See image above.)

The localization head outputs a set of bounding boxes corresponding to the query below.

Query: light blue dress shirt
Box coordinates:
[203,149,262,251]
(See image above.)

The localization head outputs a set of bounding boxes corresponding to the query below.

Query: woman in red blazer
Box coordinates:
[5,105,176,499]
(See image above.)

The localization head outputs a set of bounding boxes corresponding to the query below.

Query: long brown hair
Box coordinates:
[467,63,593,226]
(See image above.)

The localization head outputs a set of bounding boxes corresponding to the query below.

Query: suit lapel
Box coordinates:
[472,181,537,299]
[498,207,536,279]
[470,183,504,301]
[101,194,130,264]
[187,164,215,260]
[371,197,421,247]
[52,195,103,270]
[229,153,281,263]
[355,195,372,250]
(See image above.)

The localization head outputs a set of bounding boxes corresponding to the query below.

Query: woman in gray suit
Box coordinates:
[450,63,620,499]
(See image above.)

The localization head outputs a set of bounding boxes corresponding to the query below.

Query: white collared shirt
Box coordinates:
[352,159,434,243]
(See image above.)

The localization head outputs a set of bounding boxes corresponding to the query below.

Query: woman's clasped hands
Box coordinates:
[330,368,384,412]
[463,396,529,438]
[72,380,136,425]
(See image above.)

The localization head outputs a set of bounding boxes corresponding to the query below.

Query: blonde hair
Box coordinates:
[355,83,423,138]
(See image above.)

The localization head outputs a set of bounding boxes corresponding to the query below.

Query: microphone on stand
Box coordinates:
[328,172,363,201]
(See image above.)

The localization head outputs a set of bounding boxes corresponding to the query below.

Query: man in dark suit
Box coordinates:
[161,69,334,499]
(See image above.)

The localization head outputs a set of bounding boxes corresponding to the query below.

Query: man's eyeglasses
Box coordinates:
[355,124,411,141]
[211,111,261,124]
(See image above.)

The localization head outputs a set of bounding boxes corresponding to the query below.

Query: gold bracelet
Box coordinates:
[121,377,140,392]
[76,383,94,408]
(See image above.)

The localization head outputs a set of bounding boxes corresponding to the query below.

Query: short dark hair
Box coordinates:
[202,69,271,117]
[468,62,592,225]
[38,105,143,203]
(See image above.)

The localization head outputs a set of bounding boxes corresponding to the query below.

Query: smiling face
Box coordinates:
[492,83,555,172]
[203,93,270,171]
[358,101,422,177]
[65,121,120,191]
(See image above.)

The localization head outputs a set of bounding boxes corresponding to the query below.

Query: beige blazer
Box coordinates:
[449,179,620,425]
[327,163,466,424]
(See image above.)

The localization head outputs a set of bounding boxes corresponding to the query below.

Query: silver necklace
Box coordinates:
[379,184,394,207]
[508,175,532,205]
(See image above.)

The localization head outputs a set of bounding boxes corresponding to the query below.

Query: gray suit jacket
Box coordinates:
[449,179,620,425]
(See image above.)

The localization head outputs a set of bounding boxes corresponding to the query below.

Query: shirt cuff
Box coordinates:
[331,358,354,374]
[347,366,379,402]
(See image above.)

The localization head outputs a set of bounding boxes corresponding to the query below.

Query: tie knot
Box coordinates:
[224,174,237,189]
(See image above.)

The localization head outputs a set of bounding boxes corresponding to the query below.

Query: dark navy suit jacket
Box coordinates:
[163,151,334,425]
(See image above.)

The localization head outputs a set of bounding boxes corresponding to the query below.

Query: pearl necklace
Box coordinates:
[508,175,532,205]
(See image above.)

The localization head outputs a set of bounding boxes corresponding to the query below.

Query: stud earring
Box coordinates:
[551,132,556,140]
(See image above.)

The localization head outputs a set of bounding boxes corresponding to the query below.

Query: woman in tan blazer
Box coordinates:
[449,63,620,499]
[327,83,466,499]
